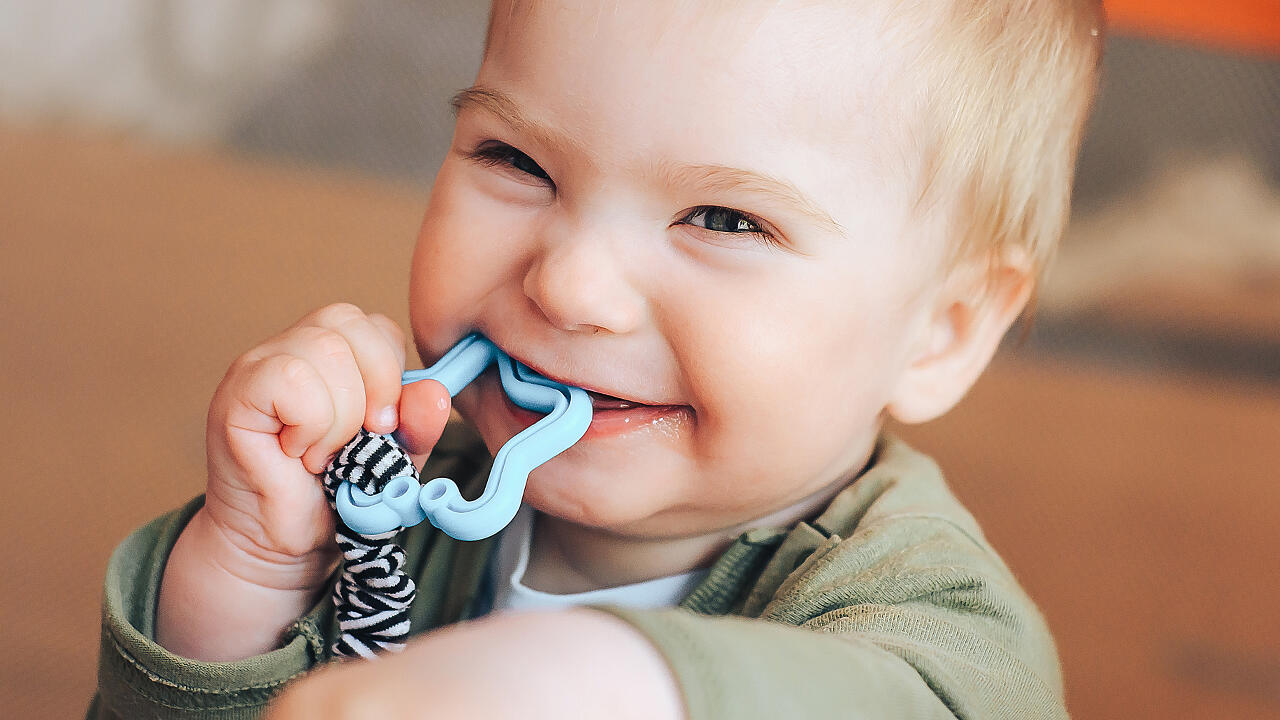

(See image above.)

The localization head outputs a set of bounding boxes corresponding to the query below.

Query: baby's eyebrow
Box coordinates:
[451,85,588,157]
[660,162,846,236]
[453,85,844,236]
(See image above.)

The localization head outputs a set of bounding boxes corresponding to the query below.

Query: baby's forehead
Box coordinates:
[491,1,916,99]
[483,0,928,191]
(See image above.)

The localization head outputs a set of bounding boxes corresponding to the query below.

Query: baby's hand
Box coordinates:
[157,303,451,661]
[205,303,449,578]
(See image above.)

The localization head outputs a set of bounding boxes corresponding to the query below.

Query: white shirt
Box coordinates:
[489,505,710,613]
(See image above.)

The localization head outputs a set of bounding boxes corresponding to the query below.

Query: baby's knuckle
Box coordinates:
[317,336,353,364]
[290,323,332,345]
[227,347,264,376]
[370,313,405,339]
[279,356,313,385]
[299,327,351,362]
[314,302,366,327]
[227,358,270,392]
[250,352,288,376]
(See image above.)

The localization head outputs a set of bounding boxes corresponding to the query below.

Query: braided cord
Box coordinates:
[321,428,419,659]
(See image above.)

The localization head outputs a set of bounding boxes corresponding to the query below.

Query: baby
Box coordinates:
[93,1,1102,718]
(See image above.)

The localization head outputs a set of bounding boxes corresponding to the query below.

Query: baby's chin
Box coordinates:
[520,460,653,528]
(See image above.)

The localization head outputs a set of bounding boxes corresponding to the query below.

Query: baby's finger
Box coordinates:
[315,306,404,435]
[269,357,336,459]
[367,313,408,371]
[397,379,452,455]
[232,354,334,455]
[281,327,367,474]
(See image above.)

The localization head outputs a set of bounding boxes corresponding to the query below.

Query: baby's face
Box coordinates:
[411,1,941,537]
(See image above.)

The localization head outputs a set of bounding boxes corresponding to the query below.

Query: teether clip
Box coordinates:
[335,333,592,541]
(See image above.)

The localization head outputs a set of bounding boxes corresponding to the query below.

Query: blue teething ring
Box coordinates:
[335,333,592,541]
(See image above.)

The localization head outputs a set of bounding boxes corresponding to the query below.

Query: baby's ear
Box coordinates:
[886,246,1033,424]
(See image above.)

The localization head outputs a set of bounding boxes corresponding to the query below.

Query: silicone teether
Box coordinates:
[334,333,592,541]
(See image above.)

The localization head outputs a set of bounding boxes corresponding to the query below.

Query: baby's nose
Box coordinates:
[521,232,646,336]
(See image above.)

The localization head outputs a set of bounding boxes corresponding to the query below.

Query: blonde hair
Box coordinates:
[903,0,1105,285]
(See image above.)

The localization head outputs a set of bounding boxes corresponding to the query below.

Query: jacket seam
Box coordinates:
[107,629,305,698]
[864,513,993,556]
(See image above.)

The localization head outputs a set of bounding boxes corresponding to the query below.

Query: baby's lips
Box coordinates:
[395,378,452,454]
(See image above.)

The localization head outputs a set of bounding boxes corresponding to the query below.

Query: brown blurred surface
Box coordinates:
[1,125,426,718]
[1093,279,1280,342]
[3,126,1278,719]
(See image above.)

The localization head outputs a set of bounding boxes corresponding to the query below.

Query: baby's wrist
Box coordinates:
[190,508,337,594]
[157,510,337,660]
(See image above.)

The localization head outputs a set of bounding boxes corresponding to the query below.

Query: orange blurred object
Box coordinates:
[1105,0,1280,56]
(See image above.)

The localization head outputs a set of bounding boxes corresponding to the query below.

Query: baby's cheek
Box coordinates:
[743,389,867,492]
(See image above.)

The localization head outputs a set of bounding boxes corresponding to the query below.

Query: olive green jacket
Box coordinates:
[91,424,1067,719]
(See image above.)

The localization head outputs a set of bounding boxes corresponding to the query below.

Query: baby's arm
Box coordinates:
[261,606,946,720]
[261,513,1065,720]
[156,303,451,661]
[263,609,685,720]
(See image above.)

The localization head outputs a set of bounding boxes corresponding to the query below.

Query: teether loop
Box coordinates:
[336,332,592,542]
[335,476,427,534]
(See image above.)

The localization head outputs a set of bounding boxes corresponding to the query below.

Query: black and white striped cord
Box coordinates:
[321,428,419,660]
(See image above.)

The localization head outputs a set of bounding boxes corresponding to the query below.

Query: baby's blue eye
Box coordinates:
[678,206,781,249]
[686,207,761,234]
[680,206,778,244]
[469,142,551,181]
[505,148,549,179]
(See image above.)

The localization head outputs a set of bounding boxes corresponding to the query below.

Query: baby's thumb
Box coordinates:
[396,379,452,455]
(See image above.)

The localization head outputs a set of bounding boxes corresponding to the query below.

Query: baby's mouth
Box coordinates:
[481,364,693,441]
[583,388,646,411]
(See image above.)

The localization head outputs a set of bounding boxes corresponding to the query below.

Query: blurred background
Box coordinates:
[1,1,1277,718]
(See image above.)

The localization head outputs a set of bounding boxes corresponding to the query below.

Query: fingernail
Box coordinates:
[377,406,397,428]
